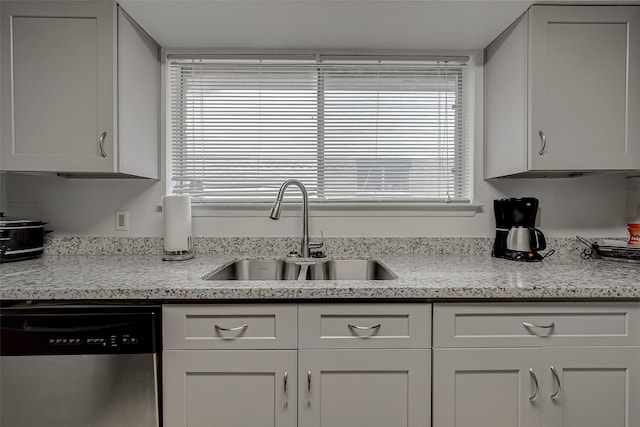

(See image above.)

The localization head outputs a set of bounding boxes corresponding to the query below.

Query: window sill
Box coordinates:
[186,202,484,218]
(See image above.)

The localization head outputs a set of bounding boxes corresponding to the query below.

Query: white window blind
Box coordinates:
[169,55,471,203]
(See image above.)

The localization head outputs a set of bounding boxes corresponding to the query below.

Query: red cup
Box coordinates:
[628,223,640,246]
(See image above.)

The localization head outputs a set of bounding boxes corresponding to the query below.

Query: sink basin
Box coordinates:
[307,259,397,281]
[204,258,397,281]
[204,259,300,281]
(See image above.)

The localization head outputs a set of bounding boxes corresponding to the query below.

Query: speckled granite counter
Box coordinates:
[1,253,639,301]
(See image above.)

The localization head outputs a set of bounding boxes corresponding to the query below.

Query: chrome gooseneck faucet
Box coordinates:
[269,179,322,258]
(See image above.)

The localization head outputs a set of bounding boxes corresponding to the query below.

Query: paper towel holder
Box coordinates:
[162,237,195,261]
[162,194,194,261]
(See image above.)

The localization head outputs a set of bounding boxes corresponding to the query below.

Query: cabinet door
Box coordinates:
[117,7,160,179]
[432,348,541,427]
[163,350,297,427]
[0,1,115,173]
[299,349,430,427]
[542,347,640,427]
[529,6,640,171]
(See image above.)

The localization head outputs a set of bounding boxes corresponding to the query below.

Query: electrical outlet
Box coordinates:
[116,211,129,231]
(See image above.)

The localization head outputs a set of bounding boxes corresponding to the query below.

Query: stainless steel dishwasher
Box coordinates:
[0,304,161,427]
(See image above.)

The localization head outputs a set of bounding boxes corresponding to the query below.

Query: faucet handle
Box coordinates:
[309,240,323,249]
[309,230,324,248]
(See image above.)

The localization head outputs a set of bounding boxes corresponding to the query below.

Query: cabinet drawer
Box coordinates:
[163,304,297,350]
[433,303,640,348]
[299,303,431,349]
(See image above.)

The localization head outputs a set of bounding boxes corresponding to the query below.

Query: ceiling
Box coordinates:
[119,0,639,51]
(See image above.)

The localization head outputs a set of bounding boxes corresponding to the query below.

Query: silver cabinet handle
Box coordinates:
[307,371,312,406]
[529,368,539,401]
[523,321,555,329]
[538,130,547,155]
[98,131,107,157]
[283,371,288,407]
[214,323,248,332]
[348,323,381,330]
[550,366,561,400]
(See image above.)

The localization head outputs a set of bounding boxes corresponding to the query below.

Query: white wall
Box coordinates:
[3,168,629,238]
[4,127,630,240]
[2,44,631,239]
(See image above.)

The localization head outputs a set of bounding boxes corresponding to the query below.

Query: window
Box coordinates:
[169,55,471,204]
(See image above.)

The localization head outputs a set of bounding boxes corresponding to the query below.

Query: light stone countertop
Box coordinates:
[1,253,639,301]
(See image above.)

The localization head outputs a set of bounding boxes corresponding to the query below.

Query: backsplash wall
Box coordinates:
[41,235,585,258]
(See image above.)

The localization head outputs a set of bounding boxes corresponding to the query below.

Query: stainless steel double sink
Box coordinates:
[204,258,397,281]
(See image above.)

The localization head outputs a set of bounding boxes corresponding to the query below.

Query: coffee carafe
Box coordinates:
[493,197,546,261]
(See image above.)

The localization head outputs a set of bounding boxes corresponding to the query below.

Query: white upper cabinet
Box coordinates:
[485,6,640,178]
[0,1,160,178]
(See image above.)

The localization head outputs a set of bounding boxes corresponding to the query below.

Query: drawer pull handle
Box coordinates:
[283,371,288,407]
[522,321,555,329]
[529,368,539,401]
[550,366,561,400]
[348,323,381,331]
[307,371,312,406]
[214,323,248,332]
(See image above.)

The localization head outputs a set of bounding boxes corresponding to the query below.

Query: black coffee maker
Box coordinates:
[493,197,546,261]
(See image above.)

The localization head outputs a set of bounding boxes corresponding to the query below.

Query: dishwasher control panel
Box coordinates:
[48,333,139,347]
[0,306,159,356]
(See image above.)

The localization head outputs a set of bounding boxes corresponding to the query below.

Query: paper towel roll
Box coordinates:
[163,195,192,252]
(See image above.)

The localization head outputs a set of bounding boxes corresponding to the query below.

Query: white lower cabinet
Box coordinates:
[163,302,640,427]
[297,303,431,427]
[163,303,432,427]
[163,350,297,427]
[299,349,430,427]
[432,303,640,427]
[163,305,299,427]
